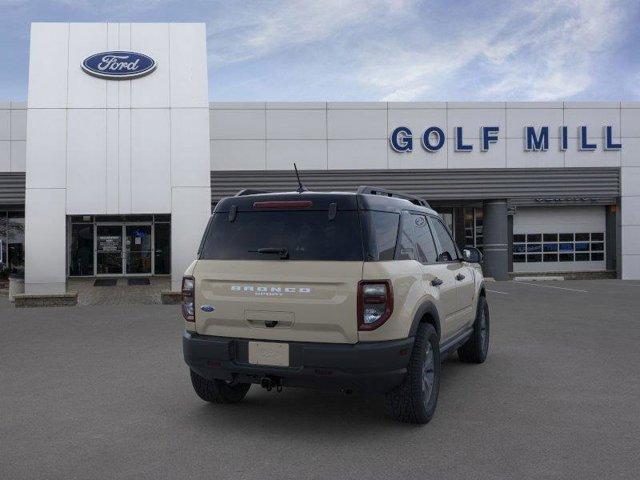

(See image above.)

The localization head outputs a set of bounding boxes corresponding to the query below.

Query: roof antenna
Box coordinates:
[294,163,308,193]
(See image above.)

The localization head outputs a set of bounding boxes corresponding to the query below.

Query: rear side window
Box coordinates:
[362,211,400,261]
[396,212,416,260]
[412,214,438,264]
[199,210,363,261]
[428,217,459,262]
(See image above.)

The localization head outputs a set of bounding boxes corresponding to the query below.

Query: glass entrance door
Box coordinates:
[96,225,124,275]
[125,225,152,275]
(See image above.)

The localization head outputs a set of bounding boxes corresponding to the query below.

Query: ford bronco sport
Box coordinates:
[182,186,489,424]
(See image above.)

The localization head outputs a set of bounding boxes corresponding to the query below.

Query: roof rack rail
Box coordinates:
[235,189,269,197]
[356,186,430,208]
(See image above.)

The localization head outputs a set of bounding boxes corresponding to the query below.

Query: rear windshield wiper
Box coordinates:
[249,247,290,260]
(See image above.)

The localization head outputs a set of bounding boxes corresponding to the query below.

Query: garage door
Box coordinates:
[512,206,606,273]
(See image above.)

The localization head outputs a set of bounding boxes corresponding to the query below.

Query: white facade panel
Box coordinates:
[10,141,26,172]
[621,163,640,279]
[171,108,211,187]
[24,188,66,294]
[327,109,387,139]
[27,23,68,108]
[328,139,387,169]
[387,108,447,139]
[506,108,563,138]
[0,141,9,170]
[66,109,107,214]
[130,108,171,212]
[10,109,27,141]
[169,23,209,108]
[105,108,119,213]
[267,102,325,110]
[266,140,327,170]
[447,108,506,140]
[117,23,132,109]
[621,255,640,279]
[117,109,132,213]
[621,195,640,226]
[388,144,446,170]
[130,23,171,108]
[621,108,640,138]
[67,23,108,109]
[211,140,265,170]
[106,23,119,108]
[446,138,506,169]
[266,109,326,139]
[210,109,265,140]
[564,144,620,168]
[506,138,565,168]
[621,225,640,255]
[621,166,640,196]
[171,186,211,291]
[621,138,640,167]
[564,107,620,138]
[0,109,10,140]
[25,109,67,189]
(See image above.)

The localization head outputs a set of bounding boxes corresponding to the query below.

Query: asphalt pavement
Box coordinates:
[1,279,640,479]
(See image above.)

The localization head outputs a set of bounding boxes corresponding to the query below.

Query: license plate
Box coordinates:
[248,341,289,367]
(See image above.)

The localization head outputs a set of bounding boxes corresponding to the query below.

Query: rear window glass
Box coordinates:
[200,211,363,261]
[363,211,400,261]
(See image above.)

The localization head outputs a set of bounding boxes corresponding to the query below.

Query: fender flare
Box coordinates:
[408,300,441,339]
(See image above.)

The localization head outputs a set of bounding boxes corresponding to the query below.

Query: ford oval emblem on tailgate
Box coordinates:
[200,305,215,312]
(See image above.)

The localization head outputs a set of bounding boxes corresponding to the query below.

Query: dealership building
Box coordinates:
[1,22,640,295]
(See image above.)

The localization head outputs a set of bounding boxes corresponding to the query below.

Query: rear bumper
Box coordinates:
[183,331,414,394]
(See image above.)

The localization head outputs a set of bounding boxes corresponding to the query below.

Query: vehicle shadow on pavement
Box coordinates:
[179,355,479,433]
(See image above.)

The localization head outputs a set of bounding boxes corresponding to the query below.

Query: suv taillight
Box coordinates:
[182,276,195,321]
[357,280,393,331]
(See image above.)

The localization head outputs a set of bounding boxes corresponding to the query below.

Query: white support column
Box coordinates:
[170,187,211,291]
[24,189,66,294]
[621,166,640,279]
[621,104,640,279]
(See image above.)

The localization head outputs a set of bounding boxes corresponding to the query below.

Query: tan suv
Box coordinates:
[182,186,489,424]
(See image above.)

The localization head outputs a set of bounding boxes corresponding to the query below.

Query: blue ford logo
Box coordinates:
[200,305,215,312]
[82,51,156,80]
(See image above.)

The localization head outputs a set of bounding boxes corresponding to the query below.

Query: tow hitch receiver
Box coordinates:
[260,376,283,392]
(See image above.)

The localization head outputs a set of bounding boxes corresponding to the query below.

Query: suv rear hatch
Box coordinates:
[193,194,364,344]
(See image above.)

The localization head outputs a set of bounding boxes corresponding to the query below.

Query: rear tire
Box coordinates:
[190,370,251,404]
[458,295,490,364]
[386,323,440,424]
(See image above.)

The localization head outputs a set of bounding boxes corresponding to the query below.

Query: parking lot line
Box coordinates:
[514,281,589,293]
[486,289,509,295]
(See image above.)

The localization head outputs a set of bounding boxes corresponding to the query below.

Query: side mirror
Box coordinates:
[462,247,483,264]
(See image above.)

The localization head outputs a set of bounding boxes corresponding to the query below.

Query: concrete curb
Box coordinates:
[14,292,78,308]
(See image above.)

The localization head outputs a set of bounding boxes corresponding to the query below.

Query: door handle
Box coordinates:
[456,273,466,281]
[431,277,443,287]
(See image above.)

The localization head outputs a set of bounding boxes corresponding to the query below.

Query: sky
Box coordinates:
[1,0,639,102]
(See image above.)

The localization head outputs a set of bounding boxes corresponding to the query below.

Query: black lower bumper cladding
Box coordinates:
[183,331,414,393]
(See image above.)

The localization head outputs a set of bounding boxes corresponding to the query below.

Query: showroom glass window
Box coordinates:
[0,211,25,275]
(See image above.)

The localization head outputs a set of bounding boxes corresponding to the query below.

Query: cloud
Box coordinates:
[206,0,635,101]
[361,0,628,101]
[207,0,415,66]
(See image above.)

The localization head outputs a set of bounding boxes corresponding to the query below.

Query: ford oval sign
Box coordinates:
[82,51,156,80]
